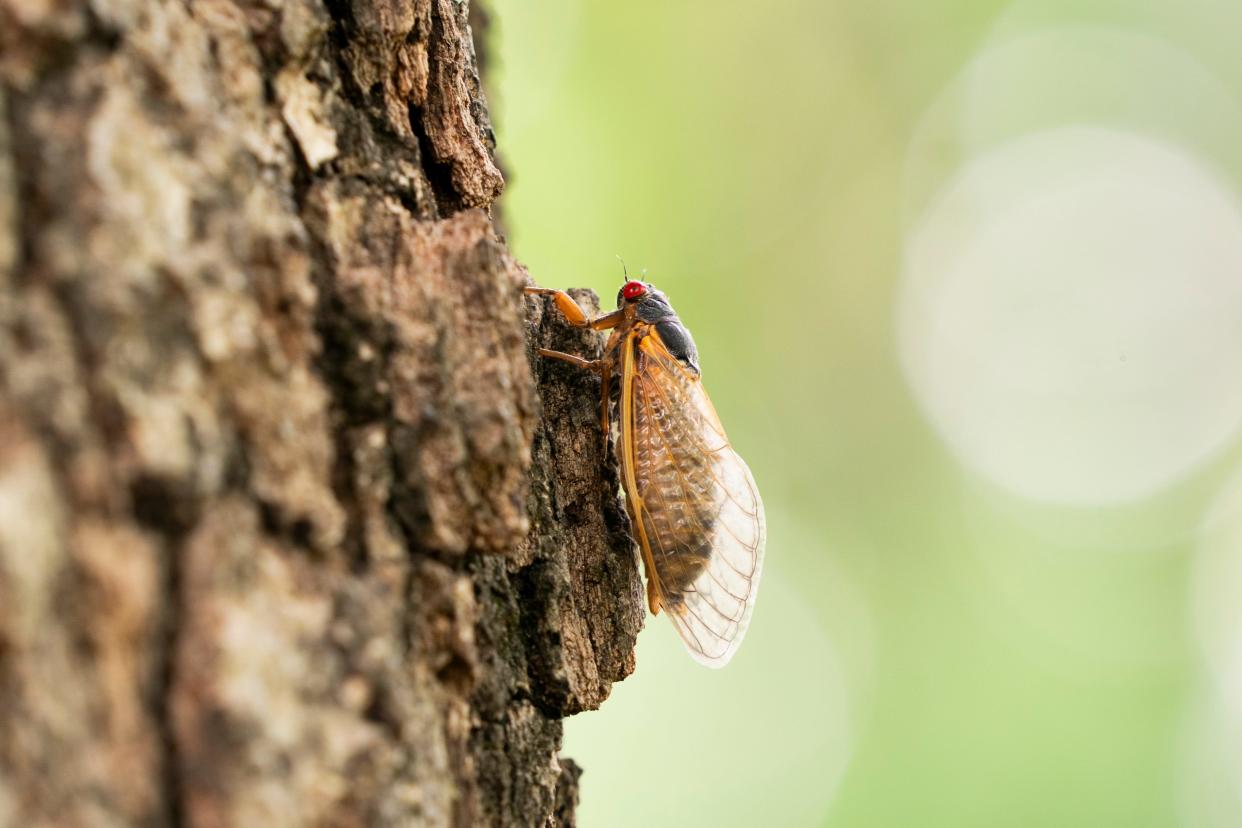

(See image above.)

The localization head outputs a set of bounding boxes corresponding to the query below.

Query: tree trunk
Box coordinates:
[0,0,644,824]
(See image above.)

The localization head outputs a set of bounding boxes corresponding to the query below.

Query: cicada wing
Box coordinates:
[626,331,766,667]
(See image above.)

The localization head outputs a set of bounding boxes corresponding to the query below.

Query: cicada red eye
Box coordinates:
[622,280,647,301]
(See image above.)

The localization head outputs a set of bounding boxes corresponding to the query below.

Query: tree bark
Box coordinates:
[0,0,644,824]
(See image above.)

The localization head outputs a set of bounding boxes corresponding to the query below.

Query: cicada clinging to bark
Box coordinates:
[525,279,766,667]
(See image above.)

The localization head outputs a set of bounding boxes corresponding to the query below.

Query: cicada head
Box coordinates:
[617,280,675,318]
[615,280,699,372]
[617,279,649,306]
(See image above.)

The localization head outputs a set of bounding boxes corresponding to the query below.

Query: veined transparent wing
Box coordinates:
[622,329,766,667]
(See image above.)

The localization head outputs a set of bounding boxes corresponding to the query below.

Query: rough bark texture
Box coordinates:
[0,0,644,824]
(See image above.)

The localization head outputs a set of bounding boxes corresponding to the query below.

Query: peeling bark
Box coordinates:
[0,0,642,824]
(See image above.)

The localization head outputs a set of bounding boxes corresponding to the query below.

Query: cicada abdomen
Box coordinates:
[624,324,765,667]
[631,358,716,596]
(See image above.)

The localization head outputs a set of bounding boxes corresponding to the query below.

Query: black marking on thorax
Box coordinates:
[652,319,700,375]
[634,292,700,375]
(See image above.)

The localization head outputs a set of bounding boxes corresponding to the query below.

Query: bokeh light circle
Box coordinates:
[903,25,1242,229]
[900,125,1242,505]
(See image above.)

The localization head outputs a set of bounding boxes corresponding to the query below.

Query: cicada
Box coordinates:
[525,279,766,667]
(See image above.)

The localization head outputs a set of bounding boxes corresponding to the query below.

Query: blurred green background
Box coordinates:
[487,2,1242,826]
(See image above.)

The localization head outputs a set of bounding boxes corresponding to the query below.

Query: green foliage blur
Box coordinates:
[488,1,1242,825]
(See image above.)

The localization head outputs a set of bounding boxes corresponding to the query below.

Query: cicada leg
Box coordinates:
[533,350,612,455]
[525,286,620,451]
[535,349,605,372]
[598,359,611,449]
[523,287,623,331]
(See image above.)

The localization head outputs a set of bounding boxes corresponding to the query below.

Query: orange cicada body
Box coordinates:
[525,279,766,667]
